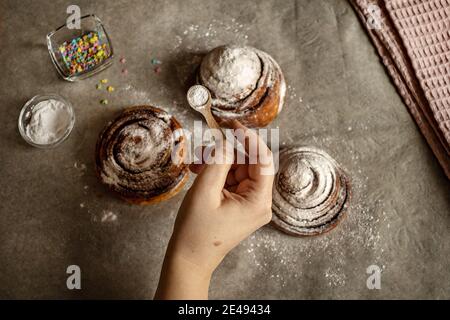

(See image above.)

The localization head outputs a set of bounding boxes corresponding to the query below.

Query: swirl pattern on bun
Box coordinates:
[272,146,351,236]
[95,106,188,204]
[198,45,286,128]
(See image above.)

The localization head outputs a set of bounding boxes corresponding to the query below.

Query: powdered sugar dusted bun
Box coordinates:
[272,146,351,236]
[198,45,286,128]
[95,106,189,205]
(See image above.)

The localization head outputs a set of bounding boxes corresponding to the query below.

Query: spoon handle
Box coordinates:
[202,107,250,158]
[202,108,222,132]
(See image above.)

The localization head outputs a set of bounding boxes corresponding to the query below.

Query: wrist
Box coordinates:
[154,241,213,300]
[167,235,223,275]
[166,250,214,280]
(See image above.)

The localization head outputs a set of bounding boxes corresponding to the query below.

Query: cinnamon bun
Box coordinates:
[272,146,351,236]
[197,45,286,128]
[95,106,189,204]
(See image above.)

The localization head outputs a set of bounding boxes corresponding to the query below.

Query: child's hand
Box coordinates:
[155,122,274,299]
[173,123,274,272]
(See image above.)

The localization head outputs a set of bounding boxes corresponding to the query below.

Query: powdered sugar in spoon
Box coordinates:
[187,85,223,134]
[187,85,249,158]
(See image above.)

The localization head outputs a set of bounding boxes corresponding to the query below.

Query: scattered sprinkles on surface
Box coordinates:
[151,58,162,65]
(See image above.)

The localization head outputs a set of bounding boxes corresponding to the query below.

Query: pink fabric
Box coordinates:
[350,0,450,178]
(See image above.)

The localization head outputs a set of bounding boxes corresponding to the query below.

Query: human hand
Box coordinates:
[155,122,274,299]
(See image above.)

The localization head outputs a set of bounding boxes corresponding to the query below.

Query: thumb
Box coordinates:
[189,138,234,205]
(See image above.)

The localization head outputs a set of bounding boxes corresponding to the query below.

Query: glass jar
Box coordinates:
[18,94,76,148]
[46,14,114,81]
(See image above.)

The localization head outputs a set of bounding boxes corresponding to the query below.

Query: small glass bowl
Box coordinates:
[46,14,114,81]
[18,94,76,148]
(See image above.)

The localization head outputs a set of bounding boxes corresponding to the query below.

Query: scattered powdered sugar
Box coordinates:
[101,210,118,223]
[324,266,347,287]
[174,19,250,53]
[240,151,386,289]
[171,19,251,87]
[122,84,190,123]
[91,210,119,224]
[286,84,304,105]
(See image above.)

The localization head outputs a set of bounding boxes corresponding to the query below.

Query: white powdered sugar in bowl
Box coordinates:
[19,94,75,148]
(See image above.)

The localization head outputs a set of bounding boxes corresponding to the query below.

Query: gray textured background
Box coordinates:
[0,0,449,299]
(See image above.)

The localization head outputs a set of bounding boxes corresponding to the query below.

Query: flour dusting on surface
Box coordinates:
[91,210,119,224]
[239,151,385,289]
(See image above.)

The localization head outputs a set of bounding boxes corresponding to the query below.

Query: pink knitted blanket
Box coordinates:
[350,0,450,178]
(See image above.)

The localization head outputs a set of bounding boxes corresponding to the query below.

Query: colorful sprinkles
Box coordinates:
[96,79,115,104]
[151,57,162,74]
[151,58,162,65]
[59,31,111,76]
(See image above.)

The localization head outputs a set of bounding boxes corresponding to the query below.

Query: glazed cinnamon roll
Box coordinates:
[95,106,189,204]
[197,45,286,128]
[272,146,351,236]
